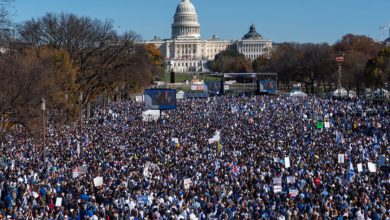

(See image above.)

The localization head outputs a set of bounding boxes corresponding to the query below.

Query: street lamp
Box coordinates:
[41,98,46,163]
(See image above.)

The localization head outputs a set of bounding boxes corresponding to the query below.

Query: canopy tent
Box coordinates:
[289,90,307,97]
[332,88,356,98]
[142,110,161,122]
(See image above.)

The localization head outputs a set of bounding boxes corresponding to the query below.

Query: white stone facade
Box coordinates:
[141,0,272,73]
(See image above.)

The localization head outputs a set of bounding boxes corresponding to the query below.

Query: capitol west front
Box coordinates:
[142,0,272,73]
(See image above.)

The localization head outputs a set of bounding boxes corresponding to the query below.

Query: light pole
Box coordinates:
[41,98,46,163]
[79,92,83,140]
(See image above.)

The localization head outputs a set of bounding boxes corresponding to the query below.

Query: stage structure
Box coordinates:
[204,73,277,95]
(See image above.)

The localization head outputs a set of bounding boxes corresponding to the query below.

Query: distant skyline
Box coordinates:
[11,0,390,44]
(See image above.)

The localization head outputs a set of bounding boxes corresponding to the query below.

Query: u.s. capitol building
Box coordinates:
[141,0,272,73]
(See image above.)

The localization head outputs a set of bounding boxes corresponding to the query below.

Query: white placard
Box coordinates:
[171,138,179,144]
[287,176,296,184]
[183,178,192,190]
[367,162,376,173]
[93,176,103,187]
[72,168,80,178]
[324,122,330,128]
[338,154,345,164]
[273,177,282,185]
[284,157,290,168]
[274,185,282,193]
[171,138,179,147]
[55,197,62,207]
[357,163,363,172]
[32,192,39,198]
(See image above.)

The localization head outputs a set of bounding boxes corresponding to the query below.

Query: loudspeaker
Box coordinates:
[170,71,175,84]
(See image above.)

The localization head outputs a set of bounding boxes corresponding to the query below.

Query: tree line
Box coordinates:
[0,11,163,139]
[212,34,389,94]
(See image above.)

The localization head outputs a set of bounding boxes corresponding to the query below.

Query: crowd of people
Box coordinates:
[0,95,389,219]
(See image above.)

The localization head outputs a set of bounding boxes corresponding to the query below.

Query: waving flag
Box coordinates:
[231,163,240,176]
[336,131,343,144]
[346,161,355,183]
[83,134,90,147]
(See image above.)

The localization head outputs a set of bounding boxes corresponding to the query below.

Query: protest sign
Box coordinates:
[183,178,192,190]
[273,185,282,193]
[357,163,363,172]
[171,138,179,147]
[137,195,148,205]
[93,177,103,187]
[72,168,80,178]
[367,162,376,173]
[338,154,344,164]
[316,121,324,129]
[324,122,330,128]
[273,177,282,185]
[284,157,290,168]
[32,192,39,199]
[288,188,299,197]
[287,176,296,184]
[55,197,62,207]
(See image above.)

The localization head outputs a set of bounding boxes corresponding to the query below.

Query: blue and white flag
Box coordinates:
[347,161,355,183]
[336,131,343,144]
[82,134,89,147]
[215,160,220,170]
[373,134,378,145]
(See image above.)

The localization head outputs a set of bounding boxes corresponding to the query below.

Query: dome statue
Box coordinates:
[172,0,201,39]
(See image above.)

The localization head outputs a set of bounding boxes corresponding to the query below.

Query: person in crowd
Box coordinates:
[0,95,388,219]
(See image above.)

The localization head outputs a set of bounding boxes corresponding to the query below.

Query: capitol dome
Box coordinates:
[172,0,201,39]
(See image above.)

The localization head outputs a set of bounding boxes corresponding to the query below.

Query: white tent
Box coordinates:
[332,88,356,98]
[289,90,307,97]
[142,110,161,122]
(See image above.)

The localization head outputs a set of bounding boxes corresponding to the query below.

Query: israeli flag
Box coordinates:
[373,134,378,145]
[82,134,89,147]
[215,160,220,170]
[347,161,355,183]
[336,131,343,144]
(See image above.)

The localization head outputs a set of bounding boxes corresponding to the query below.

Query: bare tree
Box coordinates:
[18,13,159,105]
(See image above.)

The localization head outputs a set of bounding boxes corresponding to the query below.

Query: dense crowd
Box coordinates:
[0,95,389,220]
